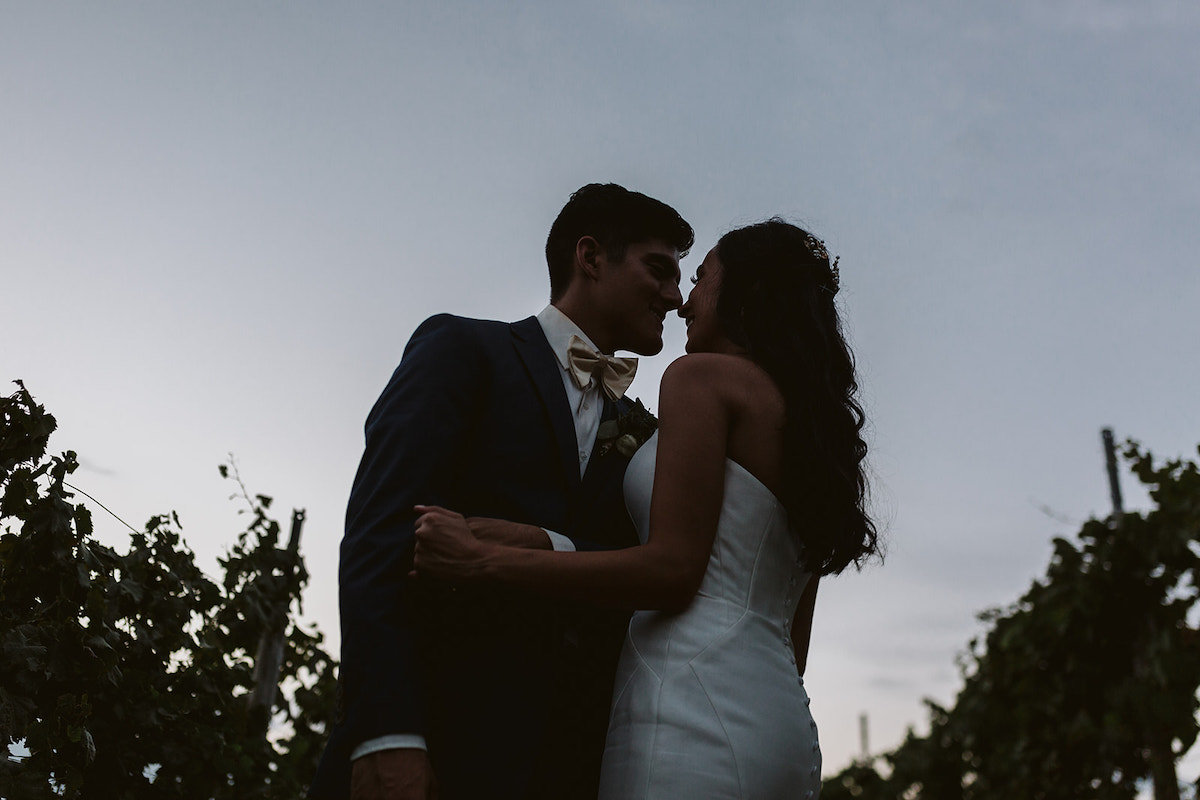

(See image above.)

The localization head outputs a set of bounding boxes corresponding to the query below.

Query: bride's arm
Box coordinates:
[414,355,730,611]
[467,518,554,549]
[791,577,819,676]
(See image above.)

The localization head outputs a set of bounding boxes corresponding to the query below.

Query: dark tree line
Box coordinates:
[823,440,1200,799]
[1,381,337,798]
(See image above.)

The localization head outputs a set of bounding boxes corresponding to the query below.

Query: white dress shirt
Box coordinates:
[536,304,607,478]
[351,306,610,760]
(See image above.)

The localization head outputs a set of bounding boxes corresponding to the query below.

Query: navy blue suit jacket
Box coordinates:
[309,314,638,799]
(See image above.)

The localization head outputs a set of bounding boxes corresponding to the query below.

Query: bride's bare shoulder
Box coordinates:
[659,353,778,401]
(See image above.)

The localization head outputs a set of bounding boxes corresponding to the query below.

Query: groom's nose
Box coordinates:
[663,282,683,309]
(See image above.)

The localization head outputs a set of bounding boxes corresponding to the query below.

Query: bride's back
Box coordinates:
[692,352,788,502]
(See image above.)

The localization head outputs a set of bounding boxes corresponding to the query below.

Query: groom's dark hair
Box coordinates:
[546,183,693,302]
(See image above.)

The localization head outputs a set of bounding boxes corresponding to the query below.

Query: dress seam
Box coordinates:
[687,660,744,798]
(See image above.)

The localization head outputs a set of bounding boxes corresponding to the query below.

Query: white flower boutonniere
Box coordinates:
[596,398,657,459]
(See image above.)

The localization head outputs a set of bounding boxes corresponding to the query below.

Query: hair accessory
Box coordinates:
[825,255,840,295]
[804,233,840,296]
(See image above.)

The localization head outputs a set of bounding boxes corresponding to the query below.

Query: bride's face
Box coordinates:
[679,247,733,354]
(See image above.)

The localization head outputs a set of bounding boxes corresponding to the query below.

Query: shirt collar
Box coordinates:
[536,304,602,373]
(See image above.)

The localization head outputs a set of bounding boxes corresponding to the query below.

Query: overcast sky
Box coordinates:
[4,0,1198,779]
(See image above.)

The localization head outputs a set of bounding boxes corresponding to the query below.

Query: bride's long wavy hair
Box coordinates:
[715,218,879,575]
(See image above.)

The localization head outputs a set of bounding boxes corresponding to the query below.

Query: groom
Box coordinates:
[309,184,693,800]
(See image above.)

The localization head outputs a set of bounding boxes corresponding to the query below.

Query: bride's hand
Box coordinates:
[467,517,553,550]
[413,504,491,582]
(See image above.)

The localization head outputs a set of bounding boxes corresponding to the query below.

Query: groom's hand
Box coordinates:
[351,748,437,800]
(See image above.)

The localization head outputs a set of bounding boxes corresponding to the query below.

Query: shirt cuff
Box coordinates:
[351,734,428,760]
[544,529,576,552]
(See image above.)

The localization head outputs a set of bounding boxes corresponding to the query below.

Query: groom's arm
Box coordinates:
[338,314,483,756]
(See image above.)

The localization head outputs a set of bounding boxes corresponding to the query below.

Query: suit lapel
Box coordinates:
[510,316,581,492]
[580,395,625,493]
[574,395,640,546]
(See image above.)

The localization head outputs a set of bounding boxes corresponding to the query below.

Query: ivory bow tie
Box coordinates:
[566,335,638,401]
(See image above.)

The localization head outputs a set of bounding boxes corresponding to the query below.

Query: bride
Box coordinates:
[413,218,879,799]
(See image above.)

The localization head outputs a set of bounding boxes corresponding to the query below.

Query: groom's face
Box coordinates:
[597,238,683,356]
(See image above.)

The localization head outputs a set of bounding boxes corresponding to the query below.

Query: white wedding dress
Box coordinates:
[598,432,822,800]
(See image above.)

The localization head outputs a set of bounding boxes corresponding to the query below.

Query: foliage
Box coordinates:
[0,381,338,798]
[824,440,1200,799]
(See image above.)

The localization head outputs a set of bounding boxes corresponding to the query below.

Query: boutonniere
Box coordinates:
[596,398,658,459]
